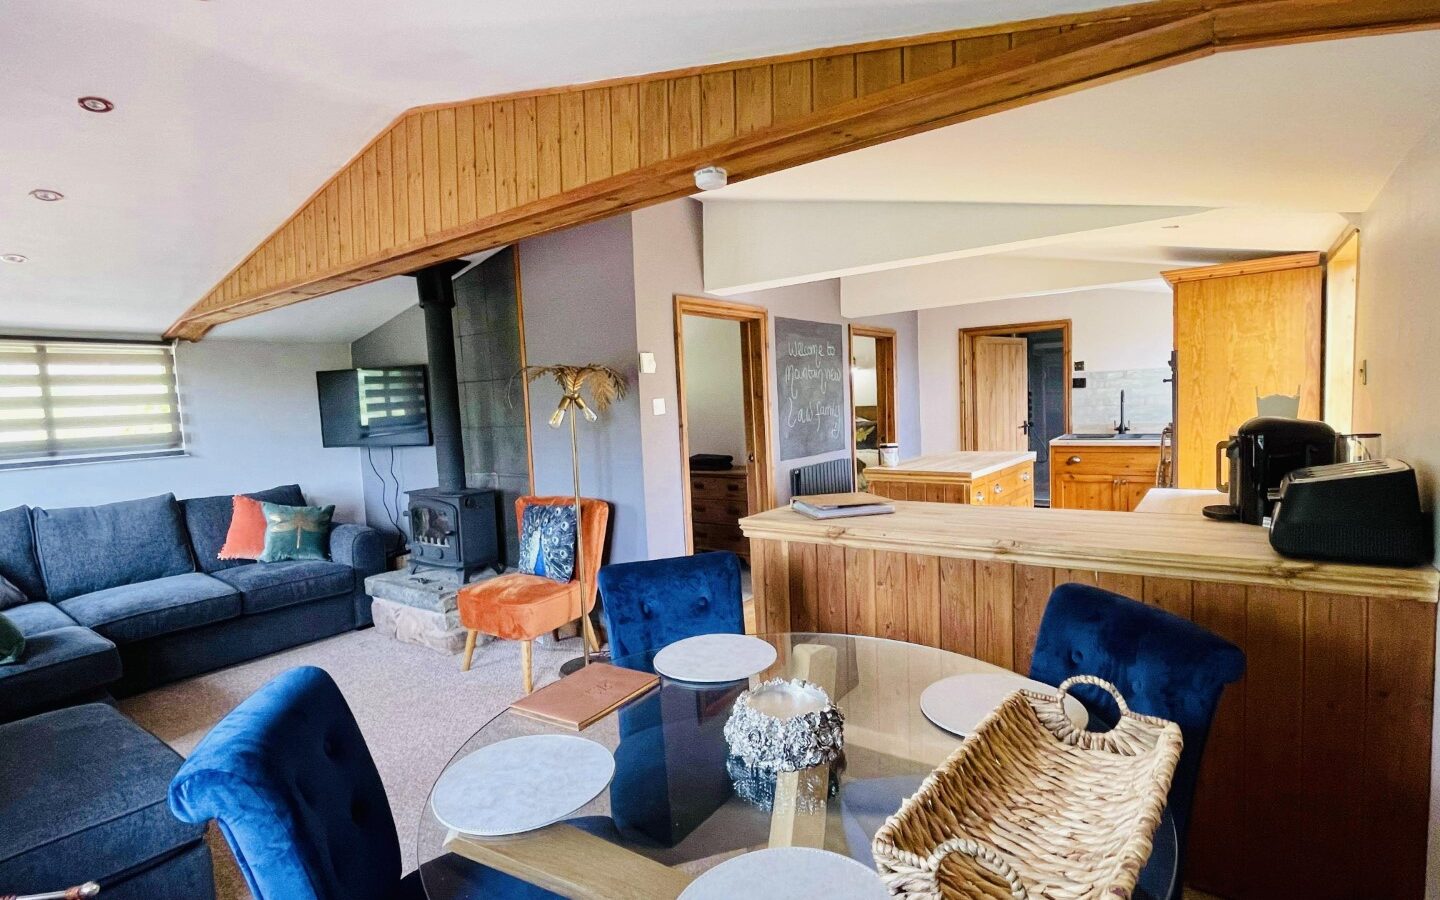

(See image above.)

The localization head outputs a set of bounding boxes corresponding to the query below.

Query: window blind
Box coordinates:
[0,338,184,468]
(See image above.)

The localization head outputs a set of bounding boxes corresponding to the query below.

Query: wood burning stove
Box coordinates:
[403,262,501,580]
[407,487,498,577]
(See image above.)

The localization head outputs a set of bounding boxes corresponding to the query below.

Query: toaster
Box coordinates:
[1269,458,1432,567]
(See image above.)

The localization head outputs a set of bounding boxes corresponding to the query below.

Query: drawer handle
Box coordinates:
[1021,472,1031,482]
[1067,455,1082,464]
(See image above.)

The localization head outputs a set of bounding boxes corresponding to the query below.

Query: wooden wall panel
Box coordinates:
[1298,593,1367,899]
[170,2,1440,338]
[1186,580,1247,899]
[938,557,976,655]
[1012,564,1053,674]
[1241,587,1306,899]
[906,554,941,647]
[844,547,877,637]
[874,550,908,640]
[766,538,1437,899]
[974,559,1014,670]
[1361,597,1436,899]
[816,544,848,633]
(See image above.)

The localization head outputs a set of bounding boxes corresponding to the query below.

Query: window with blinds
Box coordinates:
[0,338,184,468]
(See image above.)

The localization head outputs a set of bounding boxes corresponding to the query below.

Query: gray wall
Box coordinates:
[631,198,922,560]
[351,304,437,550]
[0,339,365,519]
[518,216,649,565]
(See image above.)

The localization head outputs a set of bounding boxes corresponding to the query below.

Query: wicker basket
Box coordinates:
[872,675,1182,900]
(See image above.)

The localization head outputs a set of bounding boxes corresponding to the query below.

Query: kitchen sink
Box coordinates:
[1056,432,1163,441]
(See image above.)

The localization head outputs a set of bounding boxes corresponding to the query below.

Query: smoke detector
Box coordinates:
[693,166,729,191]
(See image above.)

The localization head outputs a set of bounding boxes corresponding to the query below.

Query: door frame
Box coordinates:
[673,295,776,555]
[848,324,898,475]
[958,319,1072,450]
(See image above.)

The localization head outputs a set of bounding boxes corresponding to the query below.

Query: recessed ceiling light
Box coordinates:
[2,254,28,264]
[78,96,114,113]
[29,189,64,202]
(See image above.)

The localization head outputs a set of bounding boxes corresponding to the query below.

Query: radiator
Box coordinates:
[790,457,855,496]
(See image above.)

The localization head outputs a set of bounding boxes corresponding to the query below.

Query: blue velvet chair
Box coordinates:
[598,551,744,660]
[1029,583,1244,898]
[168,666,556,900]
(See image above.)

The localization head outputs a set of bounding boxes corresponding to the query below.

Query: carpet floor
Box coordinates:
[119,627,580,899]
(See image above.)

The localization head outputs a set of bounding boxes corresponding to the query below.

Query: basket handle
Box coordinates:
[1056,674,1129,716]
[921,837,1028,900]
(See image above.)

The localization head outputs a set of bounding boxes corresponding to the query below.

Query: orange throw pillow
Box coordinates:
[218,495,268,560]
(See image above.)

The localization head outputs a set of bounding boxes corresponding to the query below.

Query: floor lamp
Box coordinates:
[521,363,628,673]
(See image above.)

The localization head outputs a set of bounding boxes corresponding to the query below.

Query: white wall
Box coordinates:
[632,198,922,560]
[915,288,1173,454]
[1347,116,1440,896]
[0,340,365,519]
[680,316,748,462]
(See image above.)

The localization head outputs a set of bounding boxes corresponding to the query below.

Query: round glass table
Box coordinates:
[418,632,1176,899]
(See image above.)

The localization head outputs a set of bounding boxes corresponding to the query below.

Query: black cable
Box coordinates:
[367,446,404,553]
[388,446,406,550]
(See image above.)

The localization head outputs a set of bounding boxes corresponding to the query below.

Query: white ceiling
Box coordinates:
[0,0,1129,342]
[701,32,1440,315]
[708,31,1440,209]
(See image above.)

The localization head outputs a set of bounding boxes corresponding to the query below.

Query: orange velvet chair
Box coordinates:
[457,496,609,693]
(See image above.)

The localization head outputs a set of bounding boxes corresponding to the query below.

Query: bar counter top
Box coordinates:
[741,500,1438,601]
[865,450,1035,480]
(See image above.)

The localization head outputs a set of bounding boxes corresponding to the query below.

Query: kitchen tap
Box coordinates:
[1115,390,1130,435]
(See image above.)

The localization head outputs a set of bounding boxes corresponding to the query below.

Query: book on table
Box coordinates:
[790,491,895,520]
[508,662,660,730]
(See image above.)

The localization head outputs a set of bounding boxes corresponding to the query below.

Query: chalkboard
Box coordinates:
[775,317,847,461]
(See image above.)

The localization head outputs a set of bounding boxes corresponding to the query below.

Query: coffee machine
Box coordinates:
[1204,417,1337,524]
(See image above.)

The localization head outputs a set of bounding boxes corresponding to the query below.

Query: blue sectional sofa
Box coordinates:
[0,485,384,722]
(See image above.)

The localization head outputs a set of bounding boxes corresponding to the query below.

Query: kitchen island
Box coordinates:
[739,501,1436,899]
[864,450,1035,507]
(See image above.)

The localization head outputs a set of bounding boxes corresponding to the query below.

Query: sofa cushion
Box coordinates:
[4,601,79,634]
[214,560,354,615]
[32,494,195,601]
[0,625,119,722]
[0,703,206,894]
[182,485,306,574]
[259,502,334,562]
[59,573,240,644]
[0,505,46,603]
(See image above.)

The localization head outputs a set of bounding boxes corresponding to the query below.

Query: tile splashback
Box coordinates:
[1071,367,1171,433]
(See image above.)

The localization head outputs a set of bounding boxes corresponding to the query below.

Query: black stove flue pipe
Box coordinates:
[408,261,470,494]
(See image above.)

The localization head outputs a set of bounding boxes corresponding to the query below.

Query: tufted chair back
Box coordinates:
[598,551,744,660]
[1029,583,1244,894]
[168,667,400,900]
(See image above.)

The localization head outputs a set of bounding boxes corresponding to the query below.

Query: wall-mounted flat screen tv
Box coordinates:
[316,366,433,448]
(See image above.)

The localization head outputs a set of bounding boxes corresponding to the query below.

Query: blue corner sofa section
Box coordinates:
[0,703,214,899]
[0,485,384,723]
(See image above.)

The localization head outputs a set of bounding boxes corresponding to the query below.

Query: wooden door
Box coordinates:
[1114,476,1156,512]
[972,336,1028,451]
[1054,473,1118,511]
[1170,254,1323,488]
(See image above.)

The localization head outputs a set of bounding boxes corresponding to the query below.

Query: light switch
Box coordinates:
[639,352,657,374]
[652,397,666,416]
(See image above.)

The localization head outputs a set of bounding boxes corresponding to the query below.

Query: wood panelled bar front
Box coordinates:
[740,502,1438,899]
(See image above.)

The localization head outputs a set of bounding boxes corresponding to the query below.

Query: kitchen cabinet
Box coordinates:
[1050,444,1160,511]
[866,451,1035,507]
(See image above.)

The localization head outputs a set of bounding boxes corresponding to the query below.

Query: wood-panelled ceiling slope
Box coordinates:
[166,0,1440,340]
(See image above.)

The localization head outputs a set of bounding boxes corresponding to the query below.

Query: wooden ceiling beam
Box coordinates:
[165,0,1440,340]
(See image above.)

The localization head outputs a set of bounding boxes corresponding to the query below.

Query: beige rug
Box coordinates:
[120,627,577,899]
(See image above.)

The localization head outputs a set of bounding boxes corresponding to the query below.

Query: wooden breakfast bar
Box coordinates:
[739,501,1438,900]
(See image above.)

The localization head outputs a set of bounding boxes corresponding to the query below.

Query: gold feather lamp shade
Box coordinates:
[521,363,628,666]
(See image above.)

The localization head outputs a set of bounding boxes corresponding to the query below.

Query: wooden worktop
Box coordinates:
[866,450,1035,480]
[741,501,1438,601]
